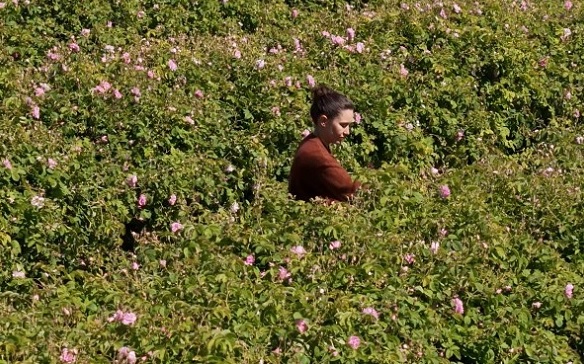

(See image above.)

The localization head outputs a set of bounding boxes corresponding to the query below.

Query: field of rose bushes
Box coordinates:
[2,0,584,362]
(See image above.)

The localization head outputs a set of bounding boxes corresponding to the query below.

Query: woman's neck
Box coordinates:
[312,129,331,152]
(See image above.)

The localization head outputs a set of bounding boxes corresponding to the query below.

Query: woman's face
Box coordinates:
[317,109,355,145]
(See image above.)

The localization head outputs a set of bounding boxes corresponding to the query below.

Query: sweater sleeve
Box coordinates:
[318,160,361,202]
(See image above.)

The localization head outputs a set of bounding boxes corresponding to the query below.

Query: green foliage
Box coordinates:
[1,0,584,363]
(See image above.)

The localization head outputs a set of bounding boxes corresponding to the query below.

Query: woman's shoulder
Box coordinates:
[295,140,338,172]
[295,135,329,159]
[297,134,330,152]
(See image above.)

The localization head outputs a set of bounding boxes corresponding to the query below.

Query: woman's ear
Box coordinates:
[317,115,328,127]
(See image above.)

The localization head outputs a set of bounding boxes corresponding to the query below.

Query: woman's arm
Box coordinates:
[317,162,361,202]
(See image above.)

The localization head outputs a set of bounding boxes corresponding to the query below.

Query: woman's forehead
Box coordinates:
[337,109,355,123]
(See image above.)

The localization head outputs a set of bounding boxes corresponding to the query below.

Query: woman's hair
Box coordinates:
[310,84,354,122]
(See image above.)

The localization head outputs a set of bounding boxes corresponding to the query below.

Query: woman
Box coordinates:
[288,85,361,202]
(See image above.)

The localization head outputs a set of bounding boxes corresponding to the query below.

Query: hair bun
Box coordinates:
[311,84,334,100]
[309,84,354,122]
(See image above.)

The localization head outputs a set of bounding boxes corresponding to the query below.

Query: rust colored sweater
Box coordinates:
[288,134,361,202]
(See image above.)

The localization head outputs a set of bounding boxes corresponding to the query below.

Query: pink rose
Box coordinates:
[439,185,451,198]
[290,245,306,258]
[430,241,439,254]
[347,335,361,349]
[137,194,147,207]
[126,175,137,187]
[170,222,183,233]
[31,105,40,119]
[122,312,137,325]
[59,348,77,363]
[168,194,177,205]
[278,267,291,281]
[404,253,415,265]
[565,283,574,299]
[329,240,341,250]
[69,43,80,52]
[2,158,12,170]
[295,319,308,333]
[244,255,255,266]
[362,307,379,319]
[346,28,355,42]
[452,297,464,314]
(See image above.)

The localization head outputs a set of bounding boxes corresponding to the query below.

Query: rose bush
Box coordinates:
[1,0,584,362]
